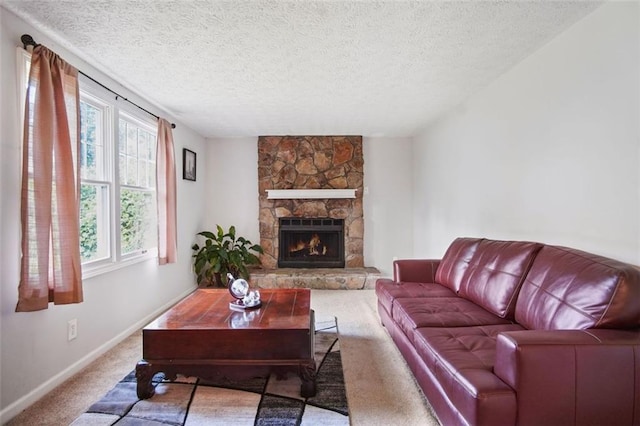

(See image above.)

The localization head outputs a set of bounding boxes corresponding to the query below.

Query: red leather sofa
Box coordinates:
[376,237,640,426]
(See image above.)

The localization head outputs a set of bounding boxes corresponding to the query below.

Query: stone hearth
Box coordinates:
[252,267,380,290]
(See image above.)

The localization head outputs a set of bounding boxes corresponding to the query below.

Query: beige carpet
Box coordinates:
[6,289,440,426]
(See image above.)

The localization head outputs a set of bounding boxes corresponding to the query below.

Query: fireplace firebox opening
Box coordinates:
[278,218,345,268]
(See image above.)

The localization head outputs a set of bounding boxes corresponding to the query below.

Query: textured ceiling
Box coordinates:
[3,0,601,138]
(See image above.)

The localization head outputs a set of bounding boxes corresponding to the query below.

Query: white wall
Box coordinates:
[204,137,260,243]
[0,7,207,421]
[413,1,640,264]
[364,137,414,276]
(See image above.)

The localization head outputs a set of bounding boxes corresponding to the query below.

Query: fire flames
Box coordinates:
[289,233,328,256]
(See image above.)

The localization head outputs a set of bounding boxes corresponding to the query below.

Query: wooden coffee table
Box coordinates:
[135,288,316,399]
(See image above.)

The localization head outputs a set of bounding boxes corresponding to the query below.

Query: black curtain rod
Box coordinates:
[21,34,176,129]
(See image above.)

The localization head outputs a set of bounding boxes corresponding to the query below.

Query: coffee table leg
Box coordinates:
[300,361,317,398]
[136,360,155,399]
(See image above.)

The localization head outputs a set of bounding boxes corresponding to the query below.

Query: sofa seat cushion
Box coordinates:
[515,245,640,330]
[458,240,542,320]
[392,297,513,340]
[376,280,456,316]
[413,324,523,425]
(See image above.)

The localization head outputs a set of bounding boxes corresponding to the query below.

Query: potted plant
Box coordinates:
[191,225,263,287]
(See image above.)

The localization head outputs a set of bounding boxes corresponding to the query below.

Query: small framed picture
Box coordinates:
[183,148,196,181]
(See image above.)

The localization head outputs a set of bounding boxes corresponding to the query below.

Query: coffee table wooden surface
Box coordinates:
[136,288,316,399]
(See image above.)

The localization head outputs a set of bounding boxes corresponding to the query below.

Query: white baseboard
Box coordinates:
[0,286,196,424]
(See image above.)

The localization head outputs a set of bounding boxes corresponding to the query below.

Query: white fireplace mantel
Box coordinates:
[266,189,356,199]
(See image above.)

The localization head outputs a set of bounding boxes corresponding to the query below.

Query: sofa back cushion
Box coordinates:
[515,245,640,330]
[435,238,483,292]
[458,240,543,319]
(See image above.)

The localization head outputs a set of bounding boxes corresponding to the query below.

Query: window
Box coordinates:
[19,49,158,276]
[117,113,157,257]
[79,93,158,273]
[79,94,111,263]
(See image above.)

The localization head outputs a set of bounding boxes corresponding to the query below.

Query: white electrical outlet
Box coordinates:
[68,319,78,341]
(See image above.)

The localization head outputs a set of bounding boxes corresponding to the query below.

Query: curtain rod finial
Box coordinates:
[21,34,38,49]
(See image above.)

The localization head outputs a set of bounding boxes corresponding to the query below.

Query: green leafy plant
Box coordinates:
[191,225,263,287]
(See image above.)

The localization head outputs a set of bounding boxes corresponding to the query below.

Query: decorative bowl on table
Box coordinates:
[227,273,261,310]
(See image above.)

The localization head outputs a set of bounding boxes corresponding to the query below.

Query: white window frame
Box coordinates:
[81,77,159,277]
[18,48,158,279]
[115,109,158,262]
[78,89,114,270]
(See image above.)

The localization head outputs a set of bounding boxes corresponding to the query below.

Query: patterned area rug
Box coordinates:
[71,318,348,426]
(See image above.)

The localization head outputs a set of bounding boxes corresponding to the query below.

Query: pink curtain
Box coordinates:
[16,46,83,312]
[156,118,177,264]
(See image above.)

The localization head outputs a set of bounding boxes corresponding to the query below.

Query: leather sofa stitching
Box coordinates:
[581,330,603,343]
[526,277,595,326]
[505,245,543,317]
[634,346,638,425]
[573,346,578,424]
[595,271,623,328]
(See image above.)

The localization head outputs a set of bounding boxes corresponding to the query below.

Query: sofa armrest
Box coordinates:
[393,259,440,283]
[494,329,640,425]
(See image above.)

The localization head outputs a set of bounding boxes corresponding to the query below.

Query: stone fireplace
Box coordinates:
[258,136,364,270]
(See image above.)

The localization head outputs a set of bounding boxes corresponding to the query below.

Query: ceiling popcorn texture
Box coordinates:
[4,0,601,138]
